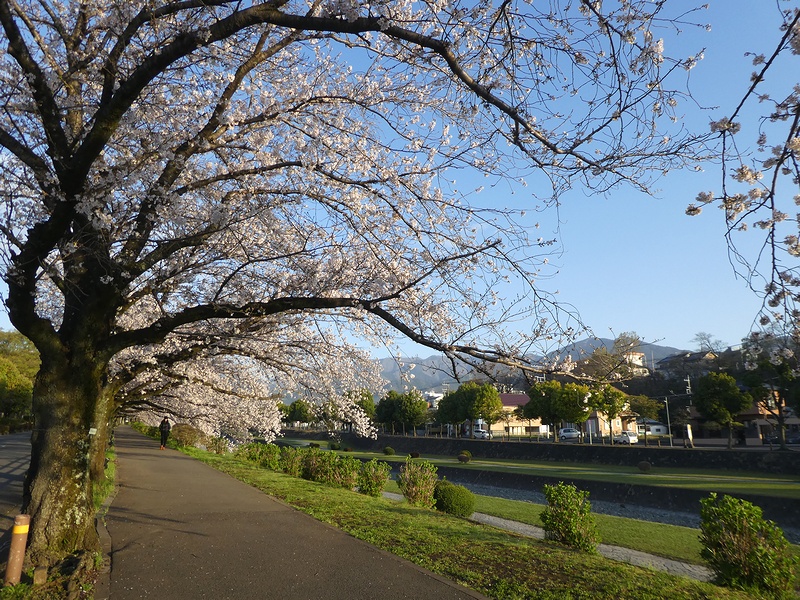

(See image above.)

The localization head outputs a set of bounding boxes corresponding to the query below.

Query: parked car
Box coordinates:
[558,428,580,441]
[613,431,639,445]
[764,433,800,445]
[473,429,493,439]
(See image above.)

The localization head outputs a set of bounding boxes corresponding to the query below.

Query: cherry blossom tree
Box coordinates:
[0,0,707,565]
[688,6,800,343]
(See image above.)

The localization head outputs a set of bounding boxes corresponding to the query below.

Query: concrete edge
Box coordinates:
[92,484,119,600]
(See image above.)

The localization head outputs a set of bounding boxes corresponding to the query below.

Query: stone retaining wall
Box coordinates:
[319,432,800,475]
[285,430,800,529]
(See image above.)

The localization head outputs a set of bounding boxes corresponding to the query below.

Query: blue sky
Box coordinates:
[382,0,789,357]
[0,1,788,358]
[545,1,784,352]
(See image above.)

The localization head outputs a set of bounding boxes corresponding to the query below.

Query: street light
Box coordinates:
[664,397,673,447]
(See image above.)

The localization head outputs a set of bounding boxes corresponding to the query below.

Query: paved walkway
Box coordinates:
[1,429,713,597]
[104,427,486,599]
[0,432,28,560]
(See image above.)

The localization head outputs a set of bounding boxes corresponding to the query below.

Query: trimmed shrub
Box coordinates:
[434,480,475,517]
[234,442,281,470]
[409,452,420,459]
[207,437,229,455]
[170,423,205,448]
[328,454,361,490]
[700,492,797,597]
[637,461,652,474]
[357,459,392,497]
[329,441,341,450]
[397,456,438,509]
[279,446,303,477]
[131,422,160,439]
[383,446,395,455]
[540,482,599,552]
[458,450,472,458]
[300,447,327,481]
[299,448,360,489]
[457,454,470,463]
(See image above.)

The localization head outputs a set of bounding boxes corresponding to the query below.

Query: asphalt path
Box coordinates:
[0,432,29,559]
[107,427,486,599]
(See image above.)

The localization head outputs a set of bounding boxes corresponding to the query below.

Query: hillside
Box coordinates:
[378,338,686,392]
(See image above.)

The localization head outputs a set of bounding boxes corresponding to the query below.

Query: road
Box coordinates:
[0,432,29,558]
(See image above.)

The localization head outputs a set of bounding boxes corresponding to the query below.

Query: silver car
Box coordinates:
[558,428,580,441]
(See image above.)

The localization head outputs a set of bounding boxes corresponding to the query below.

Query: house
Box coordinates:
[687,400,800,446]
[583,409,639,439]
[655,351,718,378]
[622,351,650,377]
[495,393,549,438]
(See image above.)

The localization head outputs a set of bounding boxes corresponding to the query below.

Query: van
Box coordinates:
[613,431,639,445]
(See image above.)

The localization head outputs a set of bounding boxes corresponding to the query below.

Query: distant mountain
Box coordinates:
[378,338,687,392]
[378,355,462,394]
[549,338,683,370]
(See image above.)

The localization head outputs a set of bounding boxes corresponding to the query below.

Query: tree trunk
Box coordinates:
[23,355,111,565]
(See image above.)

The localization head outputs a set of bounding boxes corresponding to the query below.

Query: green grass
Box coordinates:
[281,440,800,500]
[382,479,707,564]
[93,447,116,513]
[185,447,767,600]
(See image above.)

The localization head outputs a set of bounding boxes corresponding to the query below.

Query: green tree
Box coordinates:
[397,389,428,436]
[628,395,661,420]
[342,389,377,433]
[276,401,290,422]
[376,391,403,435]
[592,384,629,443]
[740,332,800,450]
[524,380,590,440]
[0,330,40,380]
[434,391,468,437]
[627,394,663,443]
[0,330,38,421]
[286,399,315,425]
[464,382,503,436]
[0,356,34,419]
[694,373,753,449]
[350,390,377,422]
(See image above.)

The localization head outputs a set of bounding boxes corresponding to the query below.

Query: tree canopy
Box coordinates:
[376,389,427,434]
[0,0,715,565]
[524,379,592,436]
[694,372,753,449]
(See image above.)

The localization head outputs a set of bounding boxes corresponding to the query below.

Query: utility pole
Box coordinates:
[664,397,673,447]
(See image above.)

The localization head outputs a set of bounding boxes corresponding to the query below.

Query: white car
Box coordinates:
[558,428,580,441]
[473,429,493,439]
[613,431,639,445]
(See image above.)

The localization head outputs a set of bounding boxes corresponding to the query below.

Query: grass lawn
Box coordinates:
[382,479,708,565]
[282,439,800,565]
[184,446,781,600]
[278,439,800,500]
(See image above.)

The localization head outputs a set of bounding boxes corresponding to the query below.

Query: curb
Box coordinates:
[92,484,119,600]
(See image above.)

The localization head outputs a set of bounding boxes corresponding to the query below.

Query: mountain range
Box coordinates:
[378,338,685,393]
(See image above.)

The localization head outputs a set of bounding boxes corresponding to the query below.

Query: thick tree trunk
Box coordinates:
[23,356,111,565]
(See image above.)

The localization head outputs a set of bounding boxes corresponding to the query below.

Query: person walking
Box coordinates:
[159,417,171,450]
